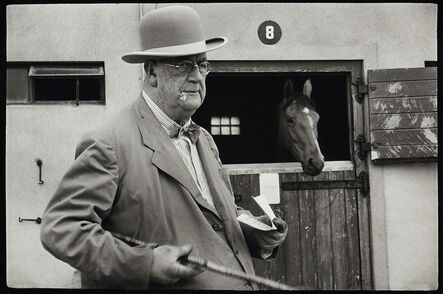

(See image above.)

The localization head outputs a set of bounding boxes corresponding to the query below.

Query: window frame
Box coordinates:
[208,60,362,170]
[6,62,106,105]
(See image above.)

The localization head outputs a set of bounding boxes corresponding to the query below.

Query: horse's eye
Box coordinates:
[287,118,295,124]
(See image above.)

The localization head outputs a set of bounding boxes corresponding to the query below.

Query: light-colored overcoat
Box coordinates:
[40,96,266,290]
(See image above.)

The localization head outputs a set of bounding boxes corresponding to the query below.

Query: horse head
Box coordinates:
[277,79,324,176]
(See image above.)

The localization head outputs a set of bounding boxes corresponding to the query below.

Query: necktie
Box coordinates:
[170,122,201,144]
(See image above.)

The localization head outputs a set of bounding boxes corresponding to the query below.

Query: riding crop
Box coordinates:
[111,232,303,290]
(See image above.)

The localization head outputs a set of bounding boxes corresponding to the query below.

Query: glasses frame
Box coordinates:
[158,60,211,76]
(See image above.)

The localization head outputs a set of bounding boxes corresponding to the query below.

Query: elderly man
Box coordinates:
[40,6,287,290]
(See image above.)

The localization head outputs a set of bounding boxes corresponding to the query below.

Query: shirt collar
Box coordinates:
[142,90,191,136]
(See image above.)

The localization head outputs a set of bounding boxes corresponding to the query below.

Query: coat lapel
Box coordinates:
[133,96,220,218]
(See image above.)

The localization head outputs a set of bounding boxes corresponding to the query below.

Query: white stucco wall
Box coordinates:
[382,163,438,290]
[6,2,437,289]
[6,3,155,288]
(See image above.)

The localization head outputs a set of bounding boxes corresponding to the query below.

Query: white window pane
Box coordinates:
[231,126,240,135]
[221,126,230,135]
[221,117,230,125]
[211,117,220,126]
[231,116,240,125]
[211,126,220,135]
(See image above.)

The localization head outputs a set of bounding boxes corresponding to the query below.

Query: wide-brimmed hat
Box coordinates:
[122,6,228,63]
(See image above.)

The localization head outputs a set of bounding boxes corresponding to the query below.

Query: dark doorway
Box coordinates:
[193,73,350,164]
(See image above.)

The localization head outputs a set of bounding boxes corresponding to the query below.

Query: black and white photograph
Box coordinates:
[5,2,438,290]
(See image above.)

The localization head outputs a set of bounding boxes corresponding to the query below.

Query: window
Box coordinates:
[6,62,105,105]
[425,61,437,67]
[211,116,240,135]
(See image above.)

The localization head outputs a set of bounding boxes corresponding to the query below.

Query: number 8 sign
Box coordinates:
[258,20,282,45]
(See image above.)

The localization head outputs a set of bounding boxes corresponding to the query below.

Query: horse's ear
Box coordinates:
[303,78,312,98]
[283,79,294,99]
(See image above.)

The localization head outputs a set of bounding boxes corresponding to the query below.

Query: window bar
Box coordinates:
[75,78,80,106]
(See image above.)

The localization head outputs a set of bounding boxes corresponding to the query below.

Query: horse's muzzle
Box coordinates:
[302,158,324,176]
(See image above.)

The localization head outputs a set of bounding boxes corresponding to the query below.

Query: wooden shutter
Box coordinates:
[368,67,437,161]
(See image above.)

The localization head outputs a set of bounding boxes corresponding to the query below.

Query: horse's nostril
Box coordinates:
[308,158,324,170]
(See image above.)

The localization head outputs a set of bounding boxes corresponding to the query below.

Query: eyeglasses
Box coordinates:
[158,60,211,76]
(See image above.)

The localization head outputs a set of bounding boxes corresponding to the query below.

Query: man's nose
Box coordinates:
[188,64,203,81]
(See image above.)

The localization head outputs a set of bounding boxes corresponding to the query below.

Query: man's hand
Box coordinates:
[254,216,288,251]
[150,245,205,284]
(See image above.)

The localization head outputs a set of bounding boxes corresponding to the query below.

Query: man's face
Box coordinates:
[154,53,208,122]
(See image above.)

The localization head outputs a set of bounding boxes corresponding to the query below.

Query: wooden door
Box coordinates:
[221,60,372,290]
[230,167,367,290]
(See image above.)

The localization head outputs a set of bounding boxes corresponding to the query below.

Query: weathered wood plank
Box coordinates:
[280,173,302,287]
[343,170,361,290]
[357,190,373,290]
[298,173,318,288]
[370,113,437,130]
[266,197,287,285]
[369,97,437,114]
[368,67,438,161]
[313,172,333,290]
[230,174,261,214]
[371,128,437,145]
[354,64,372,289]
[368,67,437,82]
[267,203,288,285]
[371,144,438,160]
[369,80,436,98]
[230,174,268,282]
[224,161,354,175]
[211,60,356,73]
[329,171,347,290]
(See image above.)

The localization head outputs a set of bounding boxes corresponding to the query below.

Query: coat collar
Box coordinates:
[133,95,220,218]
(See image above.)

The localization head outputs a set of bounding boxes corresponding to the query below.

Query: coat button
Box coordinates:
[212,223,220,231]
[234,249,240,255]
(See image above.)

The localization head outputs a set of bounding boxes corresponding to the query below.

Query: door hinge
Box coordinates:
[281,171,369,197]
[352,77,368,103]
[358,171,370,197]
[355,134,371,160]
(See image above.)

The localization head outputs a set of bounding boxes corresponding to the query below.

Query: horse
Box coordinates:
[276,78,324,176]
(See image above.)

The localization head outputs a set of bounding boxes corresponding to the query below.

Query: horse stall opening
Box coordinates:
[195,70,350,164]
[193,61,372,290]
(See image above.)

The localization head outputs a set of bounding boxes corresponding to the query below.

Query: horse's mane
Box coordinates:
[280,92,316,112]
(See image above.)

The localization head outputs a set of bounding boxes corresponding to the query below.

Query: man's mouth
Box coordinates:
[179,91,200,101]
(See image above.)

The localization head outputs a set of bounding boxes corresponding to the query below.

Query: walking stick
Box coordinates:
[111,232,305,290]
[180,254,297,290]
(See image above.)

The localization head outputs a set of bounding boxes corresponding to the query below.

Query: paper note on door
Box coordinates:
[259,173,280,204]
[237,195,277,231]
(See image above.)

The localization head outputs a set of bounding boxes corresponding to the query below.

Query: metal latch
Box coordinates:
[352,78,368,103]
[280,171,370,197]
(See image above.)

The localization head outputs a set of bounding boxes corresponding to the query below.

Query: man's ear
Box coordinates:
[144,61,158,87]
